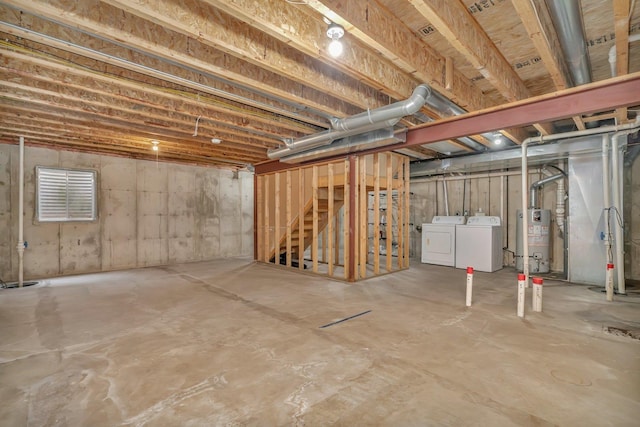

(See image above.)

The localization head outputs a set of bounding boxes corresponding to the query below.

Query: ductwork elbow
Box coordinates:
[331,84,432,132]
[267,84,433,160]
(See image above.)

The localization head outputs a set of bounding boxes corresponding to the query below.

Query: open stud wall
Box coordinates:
[255,153,410,281]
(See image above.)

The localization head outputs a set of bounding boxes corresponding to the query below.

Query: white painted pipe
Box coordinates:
[412,170,526,183]
[555,174,565,236]
[532,277,543,312]
[606,263,614,302]
[517,273,526,318]
[17,136,25,288]
[519,117,640,285]
[602,134,612,266]
[500,175,505,223]
[521,140,530,284]
[611,129,637,295]
[609,33,640,77]
[465,267,474,307]
[442,179,450,216]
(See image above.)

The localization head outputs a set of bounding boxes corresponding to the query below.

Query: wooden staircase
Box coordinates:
[270,187,344,265]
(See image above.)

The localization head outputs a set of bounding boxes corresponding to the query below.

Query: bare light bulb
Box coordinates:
[328,39,343,57]
[152,145,158,151]
[494,135,505,145]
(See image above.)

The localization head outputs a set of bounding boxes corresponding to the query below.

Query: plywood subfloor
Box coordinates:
[1,258,639,425]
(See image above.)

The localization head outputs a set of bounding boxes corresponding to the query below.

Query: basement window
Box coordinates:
[36,167,97,222]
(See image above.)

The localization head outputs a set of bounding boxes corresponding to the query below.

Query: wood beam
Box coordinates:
[1,48,308,138]
[614,0,632,123]
[409,0,528,102]
[408,0,555,133]
[290,0,488,111]
[511,0,572,89]
[511,0,587,131]
[97,0,389,110]
[0,0,361,120]
[203,0,423,102]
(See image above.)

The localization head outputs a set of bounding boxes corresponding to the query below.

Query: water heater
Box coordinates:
[516,209,551,273]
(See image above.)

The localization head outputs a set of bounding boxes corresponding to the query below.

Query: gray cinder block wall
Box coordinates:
[0,145,253,281]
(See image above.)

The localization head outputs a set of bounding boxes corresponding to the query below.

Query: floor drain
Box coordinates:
[603,326,640,340]
[1,281,39,289]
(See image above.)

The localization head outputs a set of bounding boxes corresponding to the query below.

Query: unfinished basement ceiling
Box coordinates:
[0,0,639,168]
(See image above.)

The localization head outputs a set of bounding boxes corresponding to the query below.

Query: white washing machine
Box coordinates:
[421,216,466,266]
[455,216,503,272]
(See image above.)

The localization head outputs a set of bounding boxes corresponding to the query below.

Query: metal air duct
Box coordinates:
[546,0,592,86]
[267,84,432,160]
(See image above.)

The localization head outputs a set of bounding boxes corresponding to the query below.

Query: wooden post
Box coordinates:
[328,163,334,277]
[286,170,292,267]
[254,174,258,261]
[386,153,393,272]
[274,173,281,265]
[256,175,263,262]
[264,174,271,263]
[373,153,380,275]
[298,168,305,270]
[404,157,411,265]
[397,158,404,269]
[346,157,354,281]
[359,156,368,279]
[312,165,319,273]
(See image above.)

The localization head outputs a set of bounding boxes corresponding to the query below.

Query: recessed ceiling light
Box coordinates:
[211,138,222,144]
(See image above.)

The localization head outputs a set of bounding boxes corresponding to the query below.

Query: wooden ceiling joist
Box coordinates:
[0,2,361,122]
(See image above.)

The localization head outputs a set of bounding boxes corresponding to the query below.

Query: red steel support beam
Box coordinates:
[255,72,640,174]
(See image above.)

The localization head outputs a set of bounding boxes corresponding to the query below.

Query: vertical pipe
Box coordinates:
[611,132,625,294]
[18,136,25,288]
[602,134,612,266]
[521,142,530,284]
[442,178,450,216]
[465,267,474,307]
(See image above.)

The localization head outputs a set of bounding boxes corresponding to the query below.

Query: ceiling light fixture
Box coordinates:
[494,135,505,145]
[326,23,345,58]
[151,140,159,151]
[211,138,222,144]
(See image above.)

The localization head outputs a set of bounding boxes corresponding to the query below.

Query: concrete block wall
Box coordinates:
[0,145,253,281]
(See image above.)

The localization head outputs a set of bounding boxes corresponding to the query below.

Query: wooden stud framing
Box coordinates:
[286,170,292,267]
[373,153,380,275]
[328,163,334,277]
[386,153,393,272]
[312,165,319,273]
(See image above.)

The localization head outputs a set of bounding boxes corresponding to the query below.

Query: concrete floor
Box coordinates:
[1,258,639,426]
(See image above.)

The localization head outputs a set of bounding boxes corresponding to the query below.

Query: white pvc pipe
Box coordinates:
[411,170,526,183]
[602,134,612,267]
[611,130,636,295]
[442,179,450,216]
[609,33,640,77]
[521,140,530,284]
[519,118,640,286]
[17,136,25,288]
